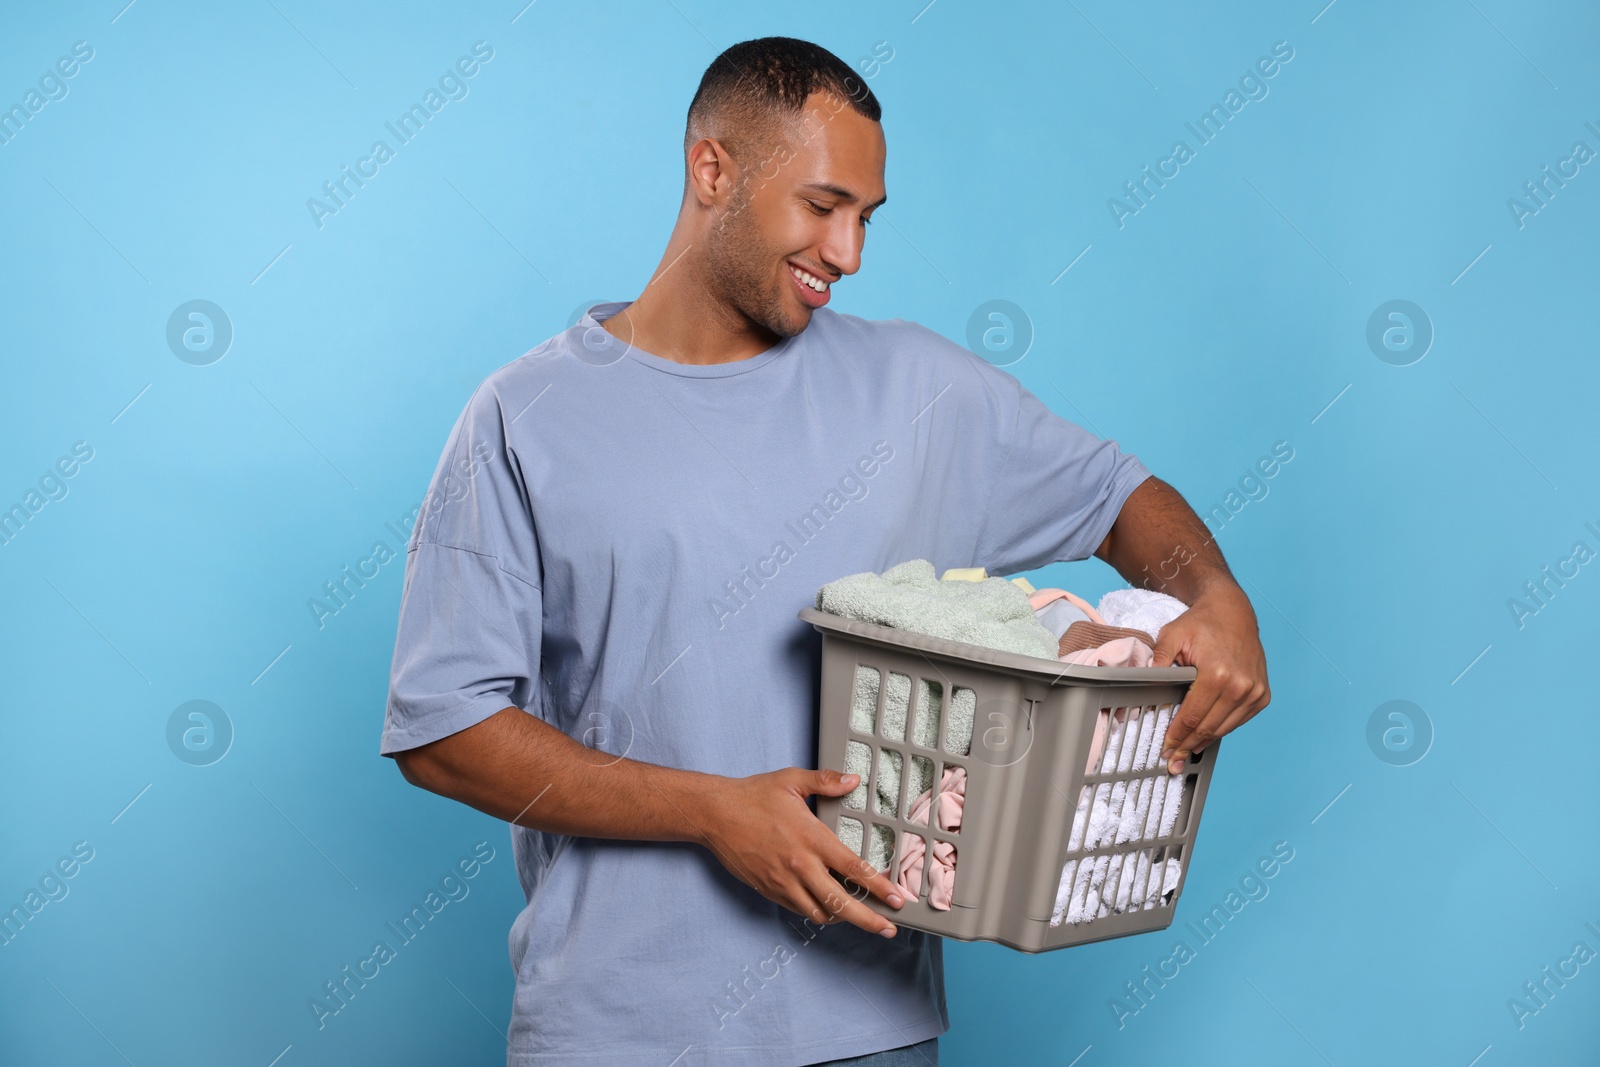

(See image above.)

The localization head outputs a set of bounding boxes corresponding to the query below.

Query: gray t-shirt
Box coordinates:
[383,301,1151,1066]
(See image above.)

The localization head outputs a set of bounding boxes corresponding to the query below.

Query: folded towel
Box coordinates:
[1050,704,1188,926]
[821,559,1053,872]
[1097,588,1189,642]
[817,559,1058,660]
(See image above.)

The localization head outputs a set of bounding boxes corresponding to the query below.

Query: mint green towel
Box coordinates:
[815,560,1057,869]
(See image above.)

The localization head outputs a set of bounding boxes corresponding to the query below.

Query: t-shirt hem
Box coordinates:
[379,693,525,756]
[1075,458,1152,563]
[504,1015,949,1067]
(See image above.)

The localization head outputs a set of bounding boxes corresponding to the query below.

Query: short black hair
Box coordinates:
[684,36,882,167]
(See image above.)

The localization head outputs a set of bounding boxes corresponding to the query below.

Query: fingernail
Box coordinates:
[880,925,897,938]
[888,893,903,908]
[1160,748,1173,761]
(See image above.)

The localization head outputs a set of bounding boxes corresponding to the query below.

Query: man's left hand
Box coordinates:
[1151,584,1270,775]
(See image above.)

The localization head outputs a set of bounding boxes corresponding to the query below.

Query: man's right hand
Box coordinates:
[700,767,905,938]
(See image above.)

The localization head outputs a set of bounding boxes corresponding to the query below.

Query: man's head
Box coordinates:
[681,37,887,338]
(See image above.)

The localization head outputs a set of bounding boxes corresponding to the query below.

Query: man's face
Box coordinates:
[703,90,887,339]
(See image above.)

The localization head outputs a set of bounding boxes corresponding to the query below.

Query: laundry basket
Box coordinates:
[800,606,1218,953]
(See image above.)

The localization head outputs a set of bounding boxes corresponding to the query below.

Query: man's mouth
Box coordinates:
[788,262,832,308]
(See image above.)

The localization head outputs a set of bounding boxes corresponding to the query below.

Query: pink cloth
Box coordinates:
[896,765,967,910]
[1059,635,1155,667]
[1027,588,1104,623]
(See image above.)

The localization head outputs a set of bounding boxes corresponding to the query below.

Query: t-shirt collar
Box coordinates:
[572,301,800,378]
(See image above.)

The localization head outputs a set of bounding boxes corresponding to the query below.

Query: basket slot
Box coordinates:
[837,815,863,856]
[911,679,944,749]
[865,822,895,873]
[882,672,911,741]
[842,741,870,810]
[874,748,903,817]
[850,666,881,735]
[946,686,975,755]
[909,755,934,823]
[1170,774,1199,837]
[900,832,926,899]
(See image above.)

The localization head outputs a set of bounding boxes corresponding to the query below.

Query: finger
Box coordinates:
[1163,668,1224,769]
[783,878,844,929]
[829,843,905,909]
[1174,675,1260,764]
[1194,684,1271,752]
[802,864,898,938]
[1149,623,1184,669]
[801,768,860,797]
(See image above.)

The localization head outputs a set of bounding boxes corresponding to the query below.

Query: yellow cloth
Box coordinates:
[937,568,1036,595]
[939,567,987,582]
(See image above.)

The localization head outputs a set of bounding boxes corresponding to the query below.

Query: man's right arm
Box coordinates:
[392,707,907,936]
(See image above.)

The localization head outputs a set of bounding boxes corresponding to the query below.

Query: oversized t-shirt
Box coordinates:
[382,301,1152,1066]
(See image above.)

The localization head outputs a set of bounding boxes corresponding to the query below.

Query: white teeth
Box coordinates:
[790,265,827,292]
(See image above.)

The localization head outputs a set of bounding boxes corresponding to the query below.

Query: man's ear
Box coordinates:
[686,136,737,208]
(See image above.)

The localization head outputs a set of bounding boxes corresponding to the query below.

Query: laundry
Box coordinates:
[895,765,966,909]
[817,564,1195,915]
[1051,703,1188,926]
[817,560,1057,869]
[1029,585,1189,666]
[817,560,1058,659]
[1058,620,1160,666]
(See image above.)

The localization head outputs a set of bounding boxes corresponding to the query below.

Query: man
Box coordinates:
[383,36,1269,1067]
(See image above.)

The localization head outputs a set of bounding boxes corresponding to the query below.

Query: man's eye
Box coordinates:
[806,200,830,215]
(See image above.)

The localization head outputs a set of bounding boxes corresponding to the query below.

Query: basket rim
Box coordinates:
[798,607,1199,686]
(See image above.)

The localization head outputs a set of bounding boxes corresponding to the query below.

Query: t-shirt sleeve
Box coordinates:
[970,370,1151,575]
[381,381,544,757]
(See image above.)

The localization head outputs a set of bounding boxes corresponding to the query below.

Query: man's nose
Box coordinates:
[817,216,866,277]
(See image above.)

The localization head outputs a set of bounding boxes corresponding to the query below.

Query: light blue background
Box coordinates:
[3,1,1596,1064]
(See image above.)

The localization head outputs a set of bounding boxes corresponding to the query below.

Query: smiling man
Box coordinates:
[382,36,1269,1067]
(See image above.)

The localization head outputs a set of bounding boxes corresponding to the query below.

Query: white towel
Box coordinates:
[1050,704,1189,926]
[1097,588,1189,643]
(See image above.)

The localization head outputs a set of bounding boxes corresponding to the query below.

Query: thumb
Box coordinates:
[810,768,860,795]
[1151,624,1183,668]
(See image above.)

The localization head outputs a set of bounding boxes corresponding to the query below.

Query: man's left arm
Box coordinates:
[1094,476,1271,774]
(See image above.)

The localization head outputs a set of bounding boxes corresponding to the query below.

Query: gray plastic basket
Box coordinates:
[800,605,1218,953]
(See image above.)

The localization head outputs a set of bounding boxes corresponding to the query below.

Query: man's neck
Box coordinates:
[601,243,783,366]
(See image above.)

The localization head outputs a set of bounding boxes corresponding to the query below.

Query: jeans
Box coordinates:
[811,1037,939,1066]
